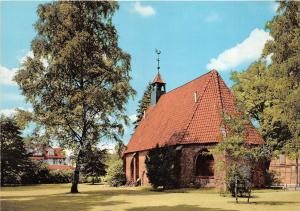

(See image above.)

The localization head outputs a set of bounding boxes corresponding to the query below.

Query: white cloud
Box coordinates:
[133,1,155,17]
[20,51,49,68]
[204,12,220,23]
[0,108,17,117]
[206,28,272,71]
[0,65,18,86]
[0,107,32,117]
[20,51,34,64]
[129,114,137,123]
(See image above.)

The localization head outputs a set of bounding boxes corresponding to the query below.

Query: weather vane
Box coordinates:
[155,49,161,73]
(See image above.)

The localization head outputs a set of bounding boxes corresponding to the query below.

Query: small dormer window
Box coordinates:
[48,149,54,156]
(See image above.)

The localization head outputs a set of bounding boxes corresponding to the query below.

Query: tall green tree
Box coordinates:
[262,1,300,187]
[15,1,135,193]
[0,116,32,185]
[133,83,152,129]
[232,0,300,187]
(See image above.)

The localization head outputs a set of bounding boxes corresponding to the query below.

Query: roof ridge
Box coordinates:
[179,72,215,143]
[214,71,225,114]
[163,70,215,96]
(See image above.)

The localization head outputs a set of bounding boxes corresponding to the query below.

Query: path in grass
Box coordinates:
[1,184,300,211]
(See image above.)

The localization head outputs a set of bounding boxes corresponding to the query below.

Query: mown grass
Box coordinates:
[1,183,300,211]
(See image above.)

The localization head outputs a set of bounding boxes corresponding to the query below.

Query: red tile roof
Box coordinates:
[152,72,165,84]
[126,70,264,153]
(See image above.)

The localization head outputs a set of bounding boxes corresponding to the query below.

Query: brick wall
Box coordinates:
[124,144,267,188]
[179,144,225,188]
[124,151,149,185]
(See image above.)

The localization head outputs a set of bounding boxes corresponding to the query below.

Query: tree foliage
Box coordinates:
[231,62,292,152]
[81,148,107,184]
[133,83,152,129]
[15,1,135,193]
[262,1,300,159]
[231,0,299,186]
[105,156,126,187]
[0,116,34,185]
[145,144,180,190]
[214,113,268,202]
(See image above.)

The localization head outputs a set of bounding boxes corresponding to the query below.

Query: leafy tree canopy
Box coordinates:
[0,116,32,185]
[15,1,135,193]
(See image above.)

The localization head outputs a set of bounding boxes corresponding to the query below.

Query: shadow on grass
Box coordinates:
[1,187,180,211]
[126,204,237,211]
[228,201,300,206]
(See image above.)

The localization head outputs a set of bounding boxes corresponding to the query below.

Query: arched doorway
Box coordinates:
[195,149,214,177]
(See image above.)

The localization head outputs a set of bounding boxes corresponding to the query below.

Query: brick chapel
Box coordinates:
[124,69,266,188]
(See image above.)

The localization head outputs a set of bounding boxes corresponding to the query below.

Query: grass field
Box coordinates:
[1,184,300,211]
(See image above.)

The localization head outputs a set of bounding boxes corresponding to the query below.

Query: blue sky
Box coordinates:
[0,1,278,147]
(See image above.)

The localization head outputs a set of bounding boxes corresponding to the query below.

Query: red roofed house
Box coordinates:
[29,145,74,170]
[124,70,265,188]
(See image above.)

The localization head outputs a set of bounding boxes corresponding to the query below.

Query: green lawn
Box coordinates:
[1,184,300,211]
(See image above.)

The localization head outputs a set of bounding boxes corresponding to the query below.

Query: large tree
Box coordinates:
[133,82,152,129]
[262,1,300,186]
[232,1,300,186]
[0,116,32,185]
[15,1,135,193]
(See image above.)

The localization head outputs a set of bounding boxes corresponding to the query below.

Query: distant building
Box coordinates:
[28,145,74,170]
[269,155,299,185]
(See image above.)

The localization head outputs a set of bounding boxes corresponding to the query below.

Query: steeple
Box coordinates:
[151,49,166,105]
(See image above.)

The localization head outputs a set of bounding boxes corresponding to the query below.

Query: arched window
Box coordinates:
[130,158,134,180]
[195,150,214,177]
[130,154,139,181]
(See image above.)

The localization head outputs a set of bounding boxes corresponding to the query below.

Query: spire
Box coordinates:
[155,49,161,73]
[153,49,165,84]
[152,72,165,84]
[151,49,166,105]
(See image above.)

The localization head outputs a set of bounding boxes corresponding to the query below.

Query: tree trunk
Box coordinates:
[71,165,80,193]
[247,189,251,203]
[92,177,95,185]
[71,150,83,193]
[296,156,299,189]
[235,176,238,203]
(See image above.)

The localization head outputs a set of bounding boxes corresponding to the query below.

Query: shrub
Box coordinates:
[48,170,73,183]
[226,164,252,197]
[81,148,107,184]
[145,144,180,190]
[106,158,126,187]
[21,162,72,184]
[80,176,101,184]
[21,162,50,184]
